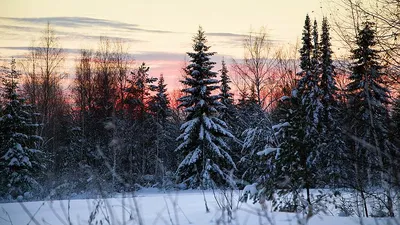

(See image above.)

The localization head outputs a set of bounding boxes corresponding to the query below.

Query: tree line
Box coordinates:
[0,5,399,218]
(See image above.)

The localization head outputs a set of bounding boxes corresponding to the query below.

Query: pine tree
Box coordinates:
[272,93,309,211]
[273,15,320,209]
[390,98,400,190]
[0,58,44,199]
[346,21,392,217]
[317,17,345,186]
[175,27,236,190]
[236,86,270,187]
[304,19,322,134]
[218,58,237,137]
[219,59,233,107]
[390,97,400,190]
[148,74,173,180]
[297,18,323,165]
[149,74,170,123]
[312,19,320,71]
[392,99,400,147]
[298,14,313,92]
[346,21,390,170]
[125,63,159,177]
[125,62,157,121]
[319,17,337,125]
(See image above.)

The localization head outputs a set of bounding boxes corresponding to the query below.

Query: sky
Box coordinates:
[0,0,326,89]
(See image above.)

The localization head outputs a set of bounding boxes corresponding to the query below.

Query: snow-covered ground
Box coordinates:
[0,189,397,225]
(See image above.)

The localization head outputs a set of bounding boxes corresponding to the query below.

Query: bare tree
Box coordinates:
[72,38,134,192]
[73,48,95,155]
[20,23,67,159]
[20,40,40,106]
[36,23,65,126]
[114,39,132,113]
[231,27,276,109]
[264,42,300,109]
[93,36,118,120]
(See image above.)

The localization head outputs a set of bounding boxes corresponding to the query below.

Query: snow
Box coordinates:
[0,189,395,225]
[280,96,290,101]
[291,89,298,98]
[256,147,280,156]
[272,122,290,130]
[242,183,258,198]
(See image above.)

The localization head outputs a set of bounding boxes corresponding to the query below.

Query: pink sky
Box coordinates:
[0,0,328,90]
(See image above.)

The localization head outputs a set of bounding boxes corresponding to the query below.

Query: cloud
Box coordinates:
[0,17,175,34]
[56,31,144,43]
[0,24,145,43]
[135,51,186,62]
[0,17,139,29]
[0,24,42,33]
[207,32,247,38]
[0,46,81,54]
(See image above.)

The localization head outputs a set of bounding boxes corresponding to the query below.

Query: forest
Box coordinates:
[0,0,399,222]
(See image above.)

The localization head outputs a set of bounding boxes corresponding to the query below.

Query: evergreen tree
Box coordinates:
[149,74,170,123]
[392,99,400,147]
[0,58,44,199]
[175,27,236,190]
[219,59,233,107]
[148,74,174,180]
[125,62,157,121]
[238,111,274,187]
[317,17,345,186]
[298,14,313,92]
[272,92,310,211]
[217,59,241,164]
[236,85,270,187]
[390,98,400,190]
[346,21,391,173]
[273,15,320,209]
[125,63,158,177]
[345,21,392,216]
[312,19,320,71]
[296,18,323,172]
[319,17,337,125]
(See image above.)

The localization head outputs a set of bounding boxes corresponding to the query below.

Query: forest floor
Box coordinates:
[0,188,398,225]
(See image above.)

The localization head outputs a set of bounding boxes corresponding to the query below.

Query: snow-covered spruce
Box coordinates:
[175,27,236,189]
[272,15,322,210]
[344,21,395,217]
[0,58,44,199]
[218,59,233,108]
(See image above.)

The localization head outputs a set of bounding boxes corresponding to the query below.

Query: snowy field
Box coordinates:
[0,189,398,225]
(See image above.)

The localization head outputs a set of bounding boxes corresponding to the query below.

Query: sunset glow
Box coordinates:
[1,0,324,89]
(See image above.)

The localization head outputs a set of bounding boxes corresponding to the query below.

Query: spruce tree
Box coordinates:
[273,15,320,209]
[297,17,323,160]
[346,21,392,216]
[390,98,400,190]
[148,74,174,180]
[317,17,345,186]
[175,27,236,190]
[236,87,271,187]
[125,63,158,177]
[312,19,320,70]
[125,62,157,121]
[149,74,170,123]
[346,21,390,171]
[319,17,337,124]
[392,99,400,147]
[297,14,313,93]
[219,59,233,107]
[0,58,44,199]
[272,92,309,211]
